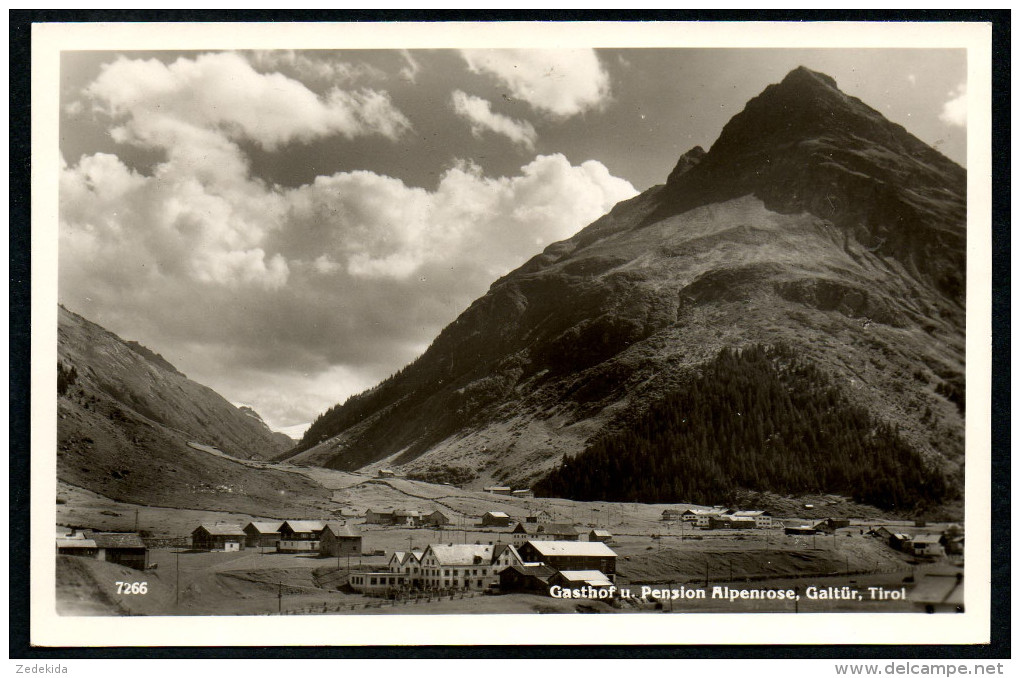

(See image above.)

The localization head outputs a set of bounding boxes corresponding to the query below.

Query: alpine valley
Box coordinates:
[57,67,966,519]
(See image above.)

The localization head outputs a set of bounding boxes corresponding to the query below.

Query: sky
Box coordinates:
[58,48,967,437]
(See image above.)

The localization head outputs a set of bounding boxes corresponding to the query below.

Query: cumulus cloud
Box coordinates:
[460,48,611,119]
[451,90,537,150]
[939,82,967,127]
[60,52,637,430]
[87,52,411,152]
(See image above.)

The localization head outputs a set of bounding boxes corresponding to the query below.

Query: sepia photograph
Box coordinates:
[25,19,995,648]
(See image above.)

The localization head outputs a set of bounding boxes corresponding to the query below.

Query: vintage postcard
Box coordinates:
[29,20,993,646]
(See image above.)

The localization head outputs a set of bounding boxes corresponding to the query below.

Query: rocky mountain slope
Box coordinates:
[57,306,328,511]
[285,67,966,508]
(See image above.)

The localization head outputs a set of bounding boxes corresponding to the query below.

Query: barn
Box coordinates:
[191,524,246,551]
[364,509,396,525]
[516,541,617,582]
[91,532,148,570]
[481,511,512,527]
[56,536,98,558]
[424,510,450,527]
[243,521,282,548]
[319,523,362,557]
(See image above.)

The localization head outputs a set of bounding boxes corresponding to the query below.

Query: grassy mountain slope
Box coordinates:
[57,306,329,512]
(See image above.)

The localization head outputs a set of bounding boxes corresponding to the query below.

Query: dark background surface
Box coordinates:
[9,8,1010,660]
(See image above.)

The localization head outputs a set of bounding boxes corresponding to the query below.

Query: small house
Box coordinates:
[510,522,579,544]
[393,510,423,527]
[56,535,98,558]
[377,469,396,478]
[364,509,396,525]
[191,524,246,551]
[526,511,551,523]
[243,521,282,548]
[909,533,945,558]
[424,510,450,527]
[826,518,851,530]
[511,489,534,499]
[588,529,613,543]
[481,511,512,527]
[91,532,148,570]
[548,570,615,590]
[319,523,362,557]
[687,509,723,527]
[278,520,326,552]
[730,510,773,529]
[499,564,556,594]
[484,487,513,496]
[889,533,913,551]
[662,509,686,522]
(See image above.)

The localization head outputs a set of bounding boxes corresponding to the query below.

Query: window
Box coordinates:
[370,577,377,585]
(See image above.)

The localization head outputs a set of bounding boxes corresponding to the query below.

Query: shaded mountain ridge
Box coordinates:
[286,67,965,511]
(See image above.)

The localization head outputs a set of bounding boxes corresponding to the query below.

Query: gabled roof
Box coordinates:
[195,524,246,537]
[390,550,423,565]
[523,541,617,557]
[502,563,556,581]
[280,520,326,533]
[553,570,614,586]
[686,509,722,516]
[57,538,97,549]
[731,510,768,518]
[245,521,283,534]
[589,529,612,537]
[321,522,359,538]
[393,510,421,517]
[365,509,395,516]
[483,511,510,518]
[492,543,520,562]
[91,532,147,549]
[911,533,943,544]
[425,544,495,566]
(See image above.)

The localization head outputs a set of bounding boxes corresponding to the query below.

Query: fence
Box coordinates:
[272,590,482,615]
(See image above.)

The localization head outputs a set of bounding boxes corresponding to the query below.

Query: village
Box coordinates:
[55,469,965,616]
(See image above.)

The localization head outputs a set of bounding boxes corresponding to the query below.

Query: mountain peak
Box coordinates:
[779,65,840,91]
[651,66,965,300]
